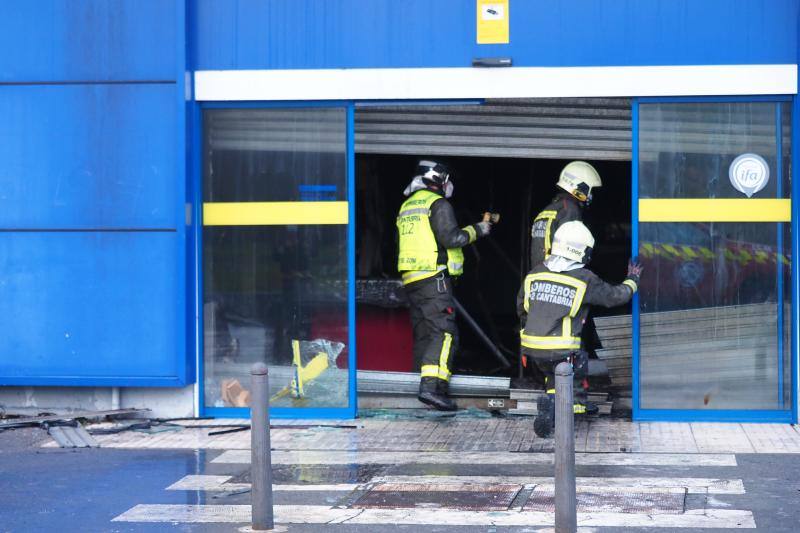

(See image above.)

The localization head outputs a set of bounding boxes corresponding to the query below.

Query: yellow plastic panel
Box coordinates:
[477,0,509,44]
[639,199,791,222]
[203,201,349,226]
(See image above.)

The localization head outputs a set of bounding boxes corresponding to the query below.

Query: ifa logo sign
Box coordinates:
[729,153,769,198]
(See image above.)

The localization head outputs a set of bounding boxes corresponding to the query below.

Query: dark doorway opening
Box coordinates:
[355,153,631,380]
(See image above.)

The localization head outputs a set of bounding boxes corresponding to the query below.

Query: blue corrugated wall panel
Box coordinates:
[0,0,176,82]
[194,0,798,70]
[0,1,190,387]
[0,85,177,229]
[0,233,180,385]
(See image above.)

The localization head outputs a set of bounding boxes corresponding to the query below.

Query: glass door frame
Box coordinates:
[195,100,357,419]
[632,95,798,423]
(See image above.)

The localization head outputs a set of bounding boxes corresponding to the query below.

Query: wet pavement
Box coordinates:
[2,418,800,531]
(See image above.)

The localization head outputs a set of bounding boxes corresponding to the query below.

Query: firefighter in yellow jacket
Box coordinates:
[397,161,493,411]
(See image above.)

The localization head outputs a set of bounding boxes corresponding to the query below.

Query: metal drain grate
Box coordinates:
[524,487,686,514]
[352,482,523,511]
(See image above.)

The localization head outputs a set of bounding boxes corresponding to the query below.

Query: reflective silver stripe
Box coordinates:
[398,207,431,217]
[448,261,463,272]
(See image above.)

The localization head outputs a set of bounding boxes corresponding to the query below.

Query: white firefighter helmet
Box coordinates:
[551,221,595,264]
[416,160,451,187]
[414,160,453,197]
[556,161,602,203]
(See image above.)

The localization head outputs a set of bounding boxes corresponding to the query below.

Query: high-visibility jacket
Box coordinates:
[530,192,582,269]
[397,189,478,285]
[517,263,637,354]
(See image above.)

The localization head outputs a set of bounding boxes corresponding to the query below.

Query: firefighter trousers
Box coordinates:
[405,272,458,383]
[522,348,588,404]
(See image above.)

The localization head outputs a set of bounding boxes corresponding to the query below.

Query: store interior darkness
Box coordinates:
[356,154,632,378]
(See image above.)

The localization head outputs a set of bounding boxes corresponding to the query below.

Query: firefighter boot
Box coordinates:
[534,392,555,438]
[418,377,458,411]
[574,401,599,415]
[436,379,460,410]
[573,375,598,415]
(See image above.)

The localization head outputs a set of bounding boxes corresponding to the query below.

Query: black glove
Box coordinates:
[626,256,643,285]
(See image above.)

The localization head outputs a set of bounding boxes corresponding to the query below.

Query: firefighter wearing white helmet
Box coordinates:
[530,161,602,270]
[517,221,642,437]
[397,160,494,411]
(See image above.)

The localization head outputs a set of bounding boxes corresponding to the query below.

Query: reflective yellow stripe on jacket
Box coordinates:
[533,210,558,257]
[401,267,446,285]
[520,333,581,350]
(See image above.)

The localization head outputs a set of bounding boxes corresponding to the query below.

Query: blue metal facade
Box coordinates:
[0,1,798,423]
[0,1,191,386]
[193,0,798,69]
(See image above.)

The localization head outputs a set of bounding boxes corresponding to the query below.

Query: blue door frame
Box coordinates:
[196,100,358,419]
[631,96,799,423]
[192,96,798,423]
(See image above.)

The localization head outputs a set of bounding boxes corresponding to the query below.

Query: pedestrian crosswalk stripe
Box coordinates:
[211,450,737,467]
[373,475,745,494]
[113,504,755,528]
[166,475,357,493]
[168,474,745,495]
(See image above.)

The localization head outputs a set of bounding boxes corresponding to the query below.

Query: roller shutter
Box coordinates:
[355,98,632,161]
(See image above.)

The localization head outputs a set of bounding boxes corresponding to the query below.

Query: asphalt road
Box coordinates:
[2,427,800,532]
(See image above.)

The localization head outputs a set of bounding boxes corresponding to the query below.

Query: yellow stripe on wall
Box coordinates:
[203,201,349,226]
[639,199,791,223]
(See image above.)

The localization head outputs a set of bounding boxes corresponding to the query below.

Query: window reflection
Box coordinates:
[638,102,790,411]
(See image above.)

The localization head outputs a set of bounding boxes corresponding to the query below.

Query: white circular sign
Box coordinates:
[728,153,769,198]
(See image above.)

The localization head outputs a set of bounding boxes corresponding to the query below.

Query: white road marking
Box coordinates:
[170,474,745,495]
[535,485,688,495]
[212,449,737,466]
[375,475,744,494]
[528,529,599,533]
[114,504,756,528]
[166,475,357,493]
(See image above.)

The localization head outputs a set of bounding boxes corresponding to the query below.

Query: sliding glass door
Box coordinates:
[200,104,355,418]
[634,98,793,421]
